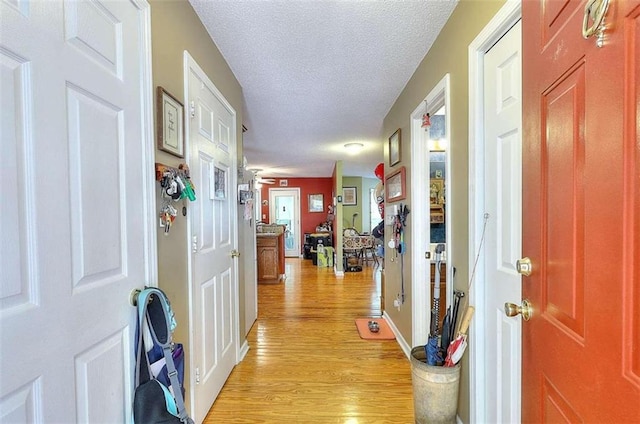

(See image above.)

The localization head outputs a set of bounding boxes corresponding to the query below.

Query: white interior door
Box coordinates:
[186,54,239,423]
[1,1,154,422]
[481,19,522,423]
[269,188,300,257]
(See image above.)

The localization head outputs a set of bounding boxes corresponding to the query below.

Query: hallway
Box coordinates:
[204,259,414,422]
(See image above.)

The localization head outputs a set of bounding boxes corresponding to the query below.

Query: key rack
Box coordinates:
[156,162,196,235]
[155,162,190,182]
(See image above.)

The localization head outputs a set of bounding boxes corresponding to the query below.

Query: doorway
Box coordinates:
[410,74,452,346]
[269,188,301,257]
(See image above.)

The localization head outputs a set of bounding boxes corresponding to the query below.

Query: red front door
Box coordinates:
[522,0,640,422]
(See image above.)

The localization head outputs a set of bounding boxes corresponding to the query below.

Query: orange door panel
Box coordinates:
[522,0,640,422]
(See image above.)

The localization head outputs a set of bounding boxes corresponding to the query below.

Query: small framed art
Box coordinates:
[157,86,184,158]
[389,128,401,166]
[308,194,324,212]
[385,166,406,202]
[343,187,357,206]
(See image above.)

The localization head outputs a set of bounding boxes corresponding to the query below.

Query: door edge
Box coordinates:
[467,1,521,422]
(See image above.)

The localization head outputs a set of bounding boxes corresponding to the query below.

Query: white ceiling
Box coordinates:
[189,0,458,178]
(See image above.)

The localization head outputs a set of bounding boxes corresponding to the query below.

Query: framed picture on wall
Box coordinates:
[389,128,401,166]
[386,166,406,202]
[343,187,357,206]
[308,194,324,212]
[156,86,184,158]
[213,166,226,200]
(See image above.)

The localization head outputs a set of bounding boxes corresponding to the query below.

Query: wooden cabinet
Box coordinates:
[430,262,447,327]
[430,204,445,223]
[257,233,284,283]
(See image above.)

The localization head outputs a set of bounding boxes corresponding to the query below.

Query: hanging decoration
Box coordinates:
[421,100,431,131]
[421,113,431,130]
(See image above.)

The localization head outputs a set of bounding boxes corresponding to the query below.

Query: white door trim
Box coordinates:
[183,50,241,417]
[138,0,158,288]
[468,1,521,422]
[410,74,451,347]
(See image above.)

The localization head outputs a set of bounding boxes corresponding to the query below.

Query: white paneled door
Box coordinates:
[481,19,523,423]
[1,0,154,422]
[185,54,239,423]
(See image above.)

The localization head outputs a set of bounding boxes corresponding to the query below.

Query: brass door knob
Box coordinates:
[516,257,532,276]
[231,250,240,258]
[504,299,533,321]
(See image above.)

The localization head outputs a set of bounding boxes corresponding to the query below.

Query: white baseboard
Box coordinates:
[238,339,250,362]
[383,311,411,358]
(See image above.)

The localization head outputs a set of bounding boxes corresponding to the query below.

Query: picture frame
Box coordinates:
[157,86,184,158]
[238,183,251,204]
[430,178,445,204]
[213,166,226,200]
[386,166,406,202]
[308,194,324,212]
[343,187,357,206]
[239,190,252,204]
[389,128,401,166]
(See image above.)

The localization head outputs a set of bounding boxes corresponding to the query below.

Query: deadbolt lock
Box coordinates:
[504,299,533,321]
[516,257,532,276]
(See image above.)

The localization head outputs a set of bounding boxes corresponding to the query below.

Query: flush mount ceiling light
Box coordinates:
[344,142,364,154]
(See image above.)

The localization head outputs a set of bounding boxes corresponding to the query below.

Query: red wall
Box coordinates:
[259,177,333,246]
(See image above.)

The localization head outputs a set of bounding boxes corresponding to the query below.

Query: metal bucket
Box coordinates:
[410,346,461,424]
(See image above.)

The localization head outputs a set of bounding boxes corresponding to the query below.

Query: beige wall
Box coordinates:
[333,161,344,273]
[382,1,505,421]
[149,0,245,396]
[341,176,380,234]
[342,176,363,231]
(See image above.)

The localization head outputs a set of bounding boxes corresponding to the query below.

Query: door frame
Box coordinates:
[410,74,451,347]
[183,51,241,418]
[268,187,301,257]
[140,0,158,291]
[467,1,521,421]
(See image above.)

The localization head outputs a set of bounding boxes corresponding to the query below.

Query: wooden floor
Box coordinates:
[203,258,415,423]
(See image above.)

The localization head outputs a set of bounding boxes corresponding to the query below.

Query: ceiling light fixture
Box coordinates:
[344,142,364,154]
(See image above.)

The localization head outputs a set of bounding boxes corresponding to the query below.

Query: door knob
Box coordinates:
[504,299,533,321]
[516,257,532,276]
[231,250,240,258]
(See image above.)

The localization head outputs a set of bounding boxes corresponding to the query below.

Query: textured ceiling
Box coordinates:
[189,0,458,178]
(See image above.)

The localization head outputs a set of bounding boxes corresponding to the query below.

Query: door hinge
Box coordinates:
[190,101,195,118]
[425,251,431,259]
[195,367,200,384]
[192,235,198,253]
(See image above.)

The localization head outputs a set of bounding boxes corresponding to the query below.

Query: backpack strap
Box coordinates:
[163,343,193,424]
[135,291,153,388]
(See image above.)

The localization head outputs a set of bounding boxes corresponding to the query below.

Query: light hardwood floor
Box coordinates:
[203,258,415,423]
